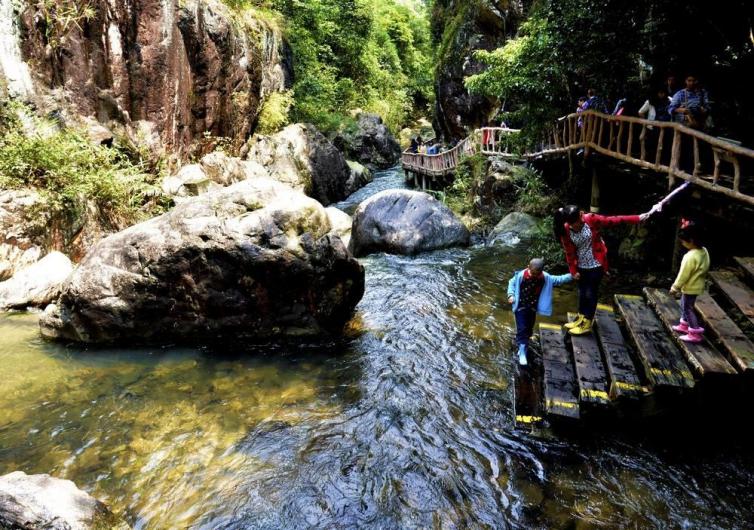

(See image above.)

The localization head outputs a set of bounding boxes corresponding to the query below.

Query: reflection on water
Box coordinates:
[2,168,754,528]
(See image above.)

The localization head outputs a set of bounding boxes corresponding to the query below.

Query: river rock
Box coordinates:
[350,190,470,256]
[487,212,540,247]
[0,471,127,530]
[334,113,401,170]
[0,251,73,310]
[345,161,373,196]
[162,164,215,197]
[244,123,354,205]
[200,151,268,186]
[325,207,353,248]
[0,189,44,281]
[39,178,364,344]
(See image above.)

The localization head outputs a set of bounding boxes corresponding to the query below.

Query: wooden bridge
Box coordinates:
[514,257,754,427]
[401,111,754,206]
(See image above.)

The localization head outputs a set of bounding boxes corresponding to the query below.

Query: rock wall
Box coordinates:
[431,0,522,141]
[0,0,292,159]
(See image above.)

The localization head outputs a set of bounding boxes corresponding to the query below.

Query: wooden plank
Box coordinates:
[734,257,754,284]
[711,270,754,326]
[568,313,610,406]
[644,288,736,377]
[593,305,648,399]
[696,294,754,373]
[540,324,580,420]
[513,344,544,427]
[615,295,695,390]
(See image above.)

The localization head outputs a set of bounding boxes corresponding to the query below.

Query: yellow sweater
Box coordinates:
[672,247,710,295]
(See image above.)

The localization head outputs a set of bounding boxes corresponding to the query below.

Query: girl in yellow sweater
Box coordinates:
[670,221,710,343]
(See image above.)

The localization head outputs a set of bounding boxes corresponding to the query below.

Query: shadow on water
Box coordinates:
[1,169,754,528]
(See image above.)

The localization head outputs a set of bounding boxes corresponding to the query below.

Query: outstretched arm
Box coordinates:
[551,273,574,287]
[588,213,642,229]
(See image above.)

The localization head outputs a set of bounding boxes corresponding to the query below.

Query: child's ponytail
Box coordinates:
[553,205,580,241]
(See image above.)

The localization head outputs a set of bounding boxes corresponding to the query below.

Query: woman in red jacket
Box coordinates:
[554,205,652,335]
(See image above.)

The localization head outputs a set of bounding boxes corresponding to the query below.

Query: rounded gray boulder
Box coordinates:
[350,190,470,257]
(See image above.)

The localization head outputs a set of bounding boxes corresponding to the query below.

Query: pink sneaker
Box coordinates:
[672,320,689,333]
[679,327,704,343]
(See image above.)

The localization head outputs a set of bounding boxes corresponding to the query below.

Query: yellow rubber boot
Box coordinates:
[569,318,593,336]
[564,314,585,330]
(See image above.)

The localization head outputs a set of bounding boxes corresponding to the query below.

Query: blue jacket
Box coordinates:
[507,270,573,316]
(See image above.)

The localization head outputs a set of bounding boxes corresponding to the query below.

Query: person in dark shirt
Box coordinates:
[507,258,574,365]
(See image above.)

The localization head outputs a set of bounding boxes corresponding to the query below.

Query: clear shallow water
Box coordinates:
[2,168,754,528]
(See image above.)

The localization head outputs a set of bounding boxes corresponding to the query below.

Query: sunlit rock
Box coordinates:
[39,178,364,344]
[0,251,73,310]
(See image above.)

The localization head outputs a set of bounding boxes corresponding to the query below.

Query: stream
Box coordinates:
[1,167,754,529]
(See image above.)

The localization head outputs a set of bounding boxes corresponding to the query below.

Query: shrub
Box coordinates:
[0,113,164,229]
[256,90,294,135]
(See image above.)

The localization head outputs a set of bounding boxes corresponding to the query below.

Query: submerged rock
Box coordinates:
[350,190,470,256]
[487,212,540,247]
[39,178,364,344]
[0,251,73,310]
[0,471,128,530]
[334,113,401,170]
[244,124,354,206]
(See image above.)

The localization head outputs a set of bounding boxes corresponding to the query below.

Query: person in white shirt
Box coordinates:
[638,87,672,123]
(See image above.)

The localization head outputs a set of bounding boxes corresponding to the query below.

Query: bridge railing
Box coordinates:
[536,111,754,205]
[401,127,521,176]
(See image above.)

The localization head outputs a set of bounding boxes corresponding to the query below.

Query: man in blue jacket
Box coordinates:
[507,258,574,365]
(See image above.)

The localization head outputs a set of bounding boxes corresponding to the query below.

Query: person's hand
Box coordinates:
[508,296,514,304]
[677,107,688,114]
[639,212,650,222]
[572,272,581,280]
[670,286,679,296]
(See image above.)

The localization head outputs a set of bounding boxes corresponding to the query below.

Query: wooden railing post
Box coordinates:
[669,127,682,188]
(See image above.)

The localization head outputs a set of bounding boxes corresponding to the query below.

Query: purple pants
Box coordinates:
[681,294,699,328]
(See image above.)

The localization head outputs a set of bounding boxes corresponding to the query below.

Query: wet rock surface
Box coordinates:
[350,189,470,256]
[40,178,364,344]
[487,212,540,247]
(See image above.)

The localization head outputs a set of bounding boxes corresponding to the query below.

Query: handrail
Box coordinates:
[400,111,754,206]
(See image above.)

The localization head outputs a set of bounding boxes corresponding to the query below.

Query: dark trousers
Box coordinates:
[515,307,537,346]
[578,267,604,319]
[681,294,700,328]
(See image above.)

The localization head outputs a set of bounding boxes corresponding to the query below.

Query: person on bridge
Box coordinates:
[507,258,574,365]
[554,205,653,336]
[670,220,710,343]
[669,75,711,129]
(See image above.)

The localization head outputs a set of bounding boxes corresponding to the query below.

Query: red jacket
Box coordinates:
[560,213,641,276]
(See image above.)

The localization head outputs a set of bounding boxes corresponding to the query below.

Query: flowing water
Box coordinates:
[2,167,754,529]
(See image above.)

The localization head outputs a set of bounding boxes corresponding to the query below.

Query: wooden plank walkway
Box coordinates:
[644,288,736,377]
[513,258,754,428]
[615,295,695,390]
[711,271,754,327]
[568,313,611,407]
[734,257,754,283]
[696,294,754,373]
[540,324,580,421]
[593,305,648,400]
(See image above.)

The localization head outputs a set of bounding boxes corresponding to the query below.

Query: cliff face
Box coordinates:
[432,0,522,141]
[0,0,292,159]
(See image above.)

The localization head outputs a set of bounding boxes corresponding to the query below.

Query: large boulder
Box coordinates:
[0,190,43,281]
[334,114,401,170]
[325,207,353,249]
[0,471,128,530]
[39,178,364,344]
[244,124,354,205]
[0,251,73,310]
[487,212,540,247]
[350,190,470,256]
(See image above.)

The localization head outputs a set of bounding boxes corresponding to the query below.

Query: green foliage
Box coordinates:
[0,111,164,228]
[527,218,565,271]
[444,153,487,217]
[511,166,557,217]
[271,0,433,133]
[256,90,294,134]
[35,0,96,49]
